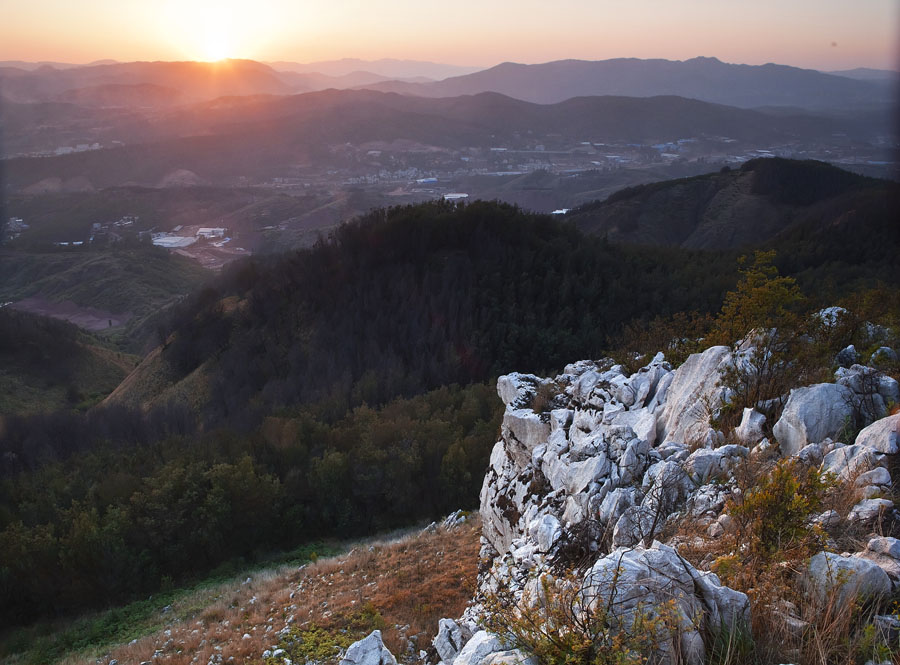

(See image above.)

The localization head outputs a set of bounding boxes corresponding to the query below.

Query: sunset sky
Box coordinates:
[2,0,898,71]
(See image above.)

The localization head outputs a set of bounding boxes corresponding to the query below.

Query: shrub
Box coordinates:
[483,571,682,665]
[726,459,829,562]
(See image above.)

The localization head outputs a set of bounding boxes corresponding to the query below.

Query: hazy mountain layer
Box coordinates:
[4,90,876,191]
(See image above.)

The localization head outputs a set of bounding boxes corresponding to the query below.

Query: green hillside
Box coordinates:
[0,308,138,415]
[0,247,210,351]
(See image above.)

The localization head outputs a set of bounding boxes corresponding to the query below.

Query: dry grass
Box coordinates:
[59,519,481,665]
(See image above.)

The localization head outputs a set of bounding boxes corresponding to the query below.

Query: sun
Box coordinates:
[201,25,232,61]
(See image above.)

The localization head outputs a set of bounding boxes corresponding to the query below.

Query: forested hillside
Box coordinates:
[1,195,896,630]
[568,158,899,249]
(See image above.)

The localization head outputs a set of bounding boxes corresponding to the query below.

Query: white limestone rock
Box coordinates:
[683,445,748,485]
[806,552,891,606]
[597,487,637,525]
[848,498,894,525]
[501,409,551,468]
[773,383,855,457]
[611,407,658,444]
[482,650,537,665]
[656,346,732,446]
[855,467,892,488]
[734,408,766,445]
[855,414,900,455]
[433,619,470,665]
[527,514,562,552]
[857,537,900,591]
[452,631,504,665]
[340,631,397,665]
[871,346,899,368]
[497,373,548,409]
[816,306,849,327]
[581,543,749,665]
[836,365,900,409]
[822,444,882,479]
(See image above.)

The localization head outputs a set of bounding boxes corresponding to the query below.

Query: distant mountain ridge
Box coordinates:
[267,57,482,80]
[360,56,893,111]
[4,90,875,191]
[0,59,292,104]
[2,56,892,113]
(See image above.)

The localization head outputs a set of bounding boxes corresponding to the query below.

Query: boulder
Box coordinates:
[452,631,504,665]
[497,373,548,409]
[482,650,537,665]
[597,487,637,525]
[857,537,900,590]
[434,618,470,664]
[611,505,658,547]
[822,444,881,479]
[340,631,397,665]
[773,383,855,457]
[656,346,732,446]
[836,365,900,408]
[683,445,748,485]
[581,543,749,665]
[871,347,898,368]
[501,409,551,468]
[806,552,891,606]
[816,306,848,327]
[835,345,859,368]
[734,408,766,445]
[527,514,561,552]
[855,414,900,455]
[611,407,658,444]
[848,498,894,525]
[855,467,892,488]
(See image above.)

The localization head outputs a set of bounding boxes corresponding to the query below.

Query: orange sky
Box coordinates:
[2,0,898,71]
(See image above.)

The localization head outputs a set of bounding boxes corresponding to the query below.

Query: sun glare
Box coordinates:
[201,24,232,61]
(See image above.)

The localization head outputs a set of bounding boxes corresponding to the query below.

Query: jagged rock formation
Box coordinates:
[435,335,900,665]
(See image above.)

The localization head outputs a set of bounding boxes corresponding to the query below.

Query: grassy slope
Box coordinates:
[0,519,480,665]
[0,247,210,351]
[0,340,138,415]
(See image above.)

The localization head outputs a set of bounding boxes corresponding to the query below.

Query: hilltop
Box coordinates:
[568,158,900,249]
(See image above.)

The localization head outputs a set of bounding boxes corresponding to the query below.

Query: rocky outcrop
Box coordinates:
[441,341,899,665]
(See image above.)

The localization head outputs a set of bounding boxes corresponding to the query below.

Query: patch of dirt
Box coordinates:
[10,297,131,332]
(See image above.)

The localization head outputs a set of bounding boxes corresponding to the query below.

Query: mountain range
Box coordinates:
[4,89,883,191]
[1,56,895,112]
[360,57,896,110]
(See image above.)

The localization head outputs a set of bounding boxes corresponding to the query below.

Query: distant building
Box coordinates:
[152,234,198,249]
[443,193,469,202]
[197,227,226,239]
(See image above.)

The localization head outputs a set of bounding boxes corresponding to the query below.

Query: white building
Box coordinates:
[196,227,226,239]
